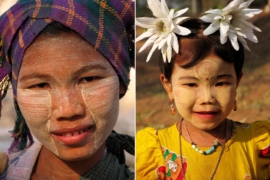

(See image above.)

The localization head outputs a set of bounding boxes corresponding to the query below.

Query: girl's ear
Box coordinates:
[160,74,174,100]
[236,72,243,88]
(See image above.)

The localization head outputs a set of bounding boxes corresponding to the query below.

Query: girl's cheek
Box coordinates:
[173,87,195,111]
[216,86,236,110]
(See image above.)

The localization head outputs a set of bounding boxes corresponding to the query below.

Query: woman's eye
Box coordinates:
[80,76,99,83]
[216,82,229,86]
[184,83,197,87]
[29,83,49,89]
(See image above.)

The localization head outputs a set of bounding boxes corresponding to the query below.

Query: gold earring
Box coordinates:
[170,101,175,116]
[233,100,237,111]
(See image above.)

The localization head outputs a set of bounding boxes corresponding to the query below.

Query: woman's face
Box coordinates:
[17,32,121,161]
[161,53,241,130]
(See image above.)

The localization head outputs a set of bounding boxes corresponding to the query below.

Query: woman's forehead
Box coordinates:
[21,32,114,73]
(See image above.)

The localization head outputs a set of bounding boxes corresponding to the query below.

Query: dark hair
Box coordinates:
[40,21,74,35]
[159,19,244,81]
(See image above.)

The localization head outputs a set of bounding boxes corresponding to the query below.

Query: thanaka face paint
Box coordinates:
[17,32,120,161]
[169,54,238,130]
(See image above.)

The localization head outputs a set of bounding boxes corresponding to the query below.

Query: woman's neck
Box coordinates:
[179,119,232,147]
[31,144,105,179]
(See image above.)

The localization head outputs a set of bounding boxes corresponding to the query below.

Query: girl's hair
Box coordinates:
[159,19,244,81]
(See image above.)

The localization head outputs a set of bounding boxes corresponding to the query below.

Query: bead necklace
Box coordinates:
[184,120,225,155]
[179,119,227,180]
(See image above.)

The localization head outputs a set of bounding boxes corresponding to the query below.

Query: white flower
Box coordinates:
[200,0,262,51]
[136,0,191,63]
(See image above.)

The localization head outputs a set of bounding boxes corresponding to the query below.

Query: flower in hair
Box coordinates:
[200,0,261,51]
[136,0,191,63]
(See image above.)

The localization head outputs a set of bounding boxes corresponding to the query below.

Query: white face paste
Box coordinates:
[170,55,238,130]
[17,32,120,161]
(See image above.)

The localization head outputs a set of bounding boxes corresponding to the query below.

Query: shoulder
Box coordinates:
[234,120,270,150]
[137,124,178,145]
[0,142,42,180]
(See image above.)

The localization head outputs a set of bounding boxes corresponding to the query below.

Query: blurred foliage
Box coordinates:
[136,0,268,17]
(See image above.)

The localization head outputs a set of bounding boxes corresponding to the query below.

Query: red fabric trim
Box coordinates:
[259,146,270,157]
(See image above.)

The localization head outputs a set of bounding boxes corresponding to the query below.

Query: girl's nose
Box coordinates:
[52,89,85,120]
[199,86,217,105]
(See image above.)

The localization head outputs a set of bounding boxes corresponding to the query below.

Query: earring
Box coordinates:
[233,100,237,111]
[170,101,175,116]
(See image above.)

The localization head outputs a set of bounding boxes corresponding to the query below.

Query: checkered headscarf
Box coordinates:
[0,0,134,107]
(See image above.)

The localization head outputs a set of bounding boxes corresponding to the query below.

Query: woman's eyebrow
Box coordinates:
[72,63,109,77]
[19,64,109,82]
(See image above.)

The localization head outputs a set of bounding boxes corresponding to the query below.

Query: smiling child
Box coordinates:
[136,0,269,179]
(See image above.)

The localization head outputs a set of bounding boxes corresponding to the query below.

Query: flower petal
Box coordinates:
[171,33,179,53]
[136,17,156,29]
[239,0,253,9]
[243,9,262,18]
[203,21,220,35]
[174,25,191,36]
[158,38,167,49]
[166,45,172,63]
[200,14,217,23]
[135,30,155,42]
[237,35,250,51]
[173,17,189,25]
[204,9,221,15]
[173,8,189,18]
[220,21,229,35]
[161,0,169,15]
[220,31,228,44]
[146,43,158,62]
[147,0,164,18]
[138,34,159,52]
[228,32,239,50]
[240,19,261,32]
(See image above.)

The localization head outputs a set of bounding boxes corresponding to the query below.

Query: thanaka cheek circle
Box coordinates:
[173,87,195,117]
[81,76,119,150]
[17,89,59,156]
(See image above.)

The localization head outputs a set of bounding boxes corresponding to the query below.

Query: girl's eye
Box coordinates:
[29,83,49,89]
[184,83,197,87]
[216,82,229,86]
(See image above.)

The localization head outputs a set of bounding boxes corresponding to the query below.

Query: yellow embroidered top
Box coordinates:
[136,121,270,180]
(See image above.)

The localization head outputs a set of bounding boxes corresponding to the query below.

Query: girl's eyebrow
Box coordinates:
[216,74,233,78]
[178,74,233,80]
[178,76,198,80]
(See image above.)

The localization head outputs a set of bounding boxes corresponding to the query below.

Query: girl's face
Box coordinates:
[161,53,241,130]
[17,32,123,161]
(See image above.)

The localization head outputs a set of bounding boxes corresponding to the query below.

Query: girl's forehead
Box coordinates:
[173,55,235,78]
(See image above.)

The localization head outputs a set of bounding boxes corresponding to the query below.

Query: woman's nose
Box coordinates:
[52,89,85,120]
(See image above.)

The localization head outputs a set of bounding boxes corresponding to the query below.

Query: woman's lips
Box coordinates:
[51,125,94,145]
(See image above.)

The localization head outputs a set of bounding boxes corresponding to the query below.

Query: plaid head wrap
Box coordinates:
[0,0,134,153]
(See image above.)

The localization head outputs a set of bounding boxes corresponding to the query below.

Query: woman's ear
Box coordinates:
[119,82,126,97]
[160,74,174,100]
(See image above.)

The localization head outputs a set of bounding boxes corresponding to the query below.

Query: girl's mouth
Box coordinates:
[194,111,219,119]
